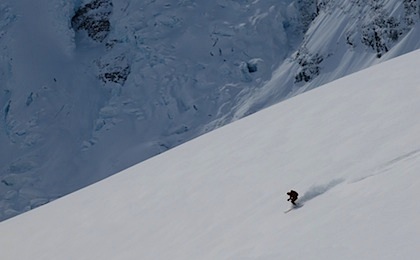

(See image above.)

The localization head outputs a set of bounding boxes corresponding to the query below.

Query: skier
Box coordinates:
[286,190,299,205]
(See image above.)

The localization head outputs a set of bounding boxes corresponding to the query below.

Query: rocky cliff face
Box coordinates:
[0,0,419,221]
[227,0,420,118]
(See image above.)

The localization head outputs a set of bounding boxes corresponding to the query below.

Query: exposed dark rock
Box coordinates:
[361,15,401,58]
[96,54,131,85]
[359,0,417,58]
[101,66,131,85]
[294,50,323,83]
[403,0,419,26]
[71,0,113,42]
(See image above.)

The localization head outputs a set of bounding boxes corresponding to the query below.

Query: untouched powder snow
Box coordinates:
[1,49,420,259]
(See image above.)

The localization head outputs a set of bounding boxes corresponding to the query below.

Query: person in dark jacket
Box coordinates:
[287,190,299,205]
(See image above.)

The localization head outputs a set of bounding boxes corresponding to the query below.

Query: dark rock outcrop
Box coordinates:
[71,0,113,42]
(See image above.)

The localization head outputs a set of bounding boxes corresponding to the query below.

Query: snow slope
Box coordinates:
[1,49,420,259]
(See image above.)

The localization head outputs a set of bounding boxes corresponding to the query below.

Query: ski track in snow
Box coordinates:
[351,148,420,184]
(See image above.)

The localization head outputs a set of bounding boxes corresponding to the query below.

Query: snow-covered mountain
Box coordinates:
[0,0,419,221]
[1,49,419,260]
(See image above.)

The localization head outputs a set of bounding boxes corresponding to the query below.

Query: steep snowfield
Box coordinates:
[1,49,419,259]
[1,0,420,221]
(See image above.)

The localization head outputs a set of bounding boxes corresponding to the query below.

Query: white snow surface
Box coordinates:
[1,49,420,259]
